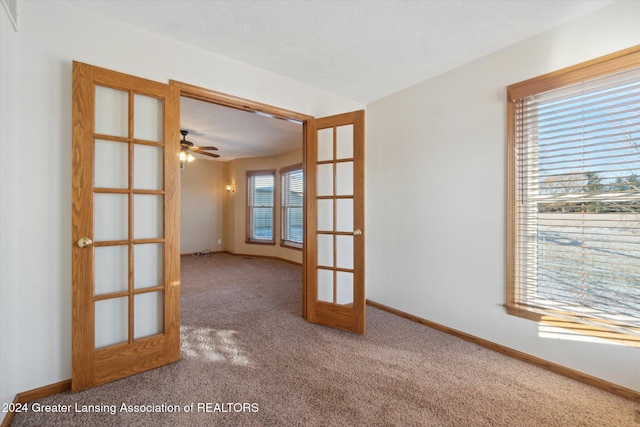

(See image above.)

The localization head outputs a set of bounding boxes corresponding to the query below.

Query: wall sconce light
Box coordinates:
[225,184,235,193]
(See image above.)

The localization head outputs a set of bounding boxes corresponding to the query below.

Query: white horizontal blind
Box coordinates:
[247,171,275,243]
[514,66,640,335]
[281,167,303,246]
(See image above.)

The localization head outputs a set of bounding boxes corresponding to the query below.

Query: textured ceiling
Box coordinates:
[180,97,302,162]
[66,0,615,104]
[65,0,616,161]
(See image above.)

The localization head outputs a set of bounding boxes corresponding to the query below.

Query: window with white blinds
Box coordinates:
[281,164,303,248]
[247,170,275,244]
[507,47,640,343]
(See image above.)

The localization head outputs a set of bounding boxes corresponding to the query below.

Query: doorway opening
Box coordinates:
[172,80,312,315]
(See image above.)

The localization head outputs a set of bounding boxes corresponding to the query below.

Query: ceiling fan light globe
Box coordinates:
[179,151,187,161]
[187,153,195,162]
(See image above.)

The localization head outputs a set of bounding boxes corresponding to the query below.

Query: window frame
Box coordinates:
[246,169,276,245]
[280,163,304,250]
[506,46,640,347]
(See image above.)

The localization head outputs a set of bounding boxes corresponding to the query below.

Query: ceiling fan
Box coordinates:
[180,129,220,162]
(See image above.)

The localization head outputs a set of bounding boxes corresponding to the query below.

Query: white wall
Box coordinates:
[366,0,640,392]
[0,0,20,415]
[179,160,226,254]
[0,1,362,421]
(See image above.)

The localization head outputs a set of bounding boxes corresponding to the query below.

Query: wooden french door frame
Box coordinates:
[73,66,368,393]
[169,81,314,317]
[170,81,366,333]
[73,69,366,391]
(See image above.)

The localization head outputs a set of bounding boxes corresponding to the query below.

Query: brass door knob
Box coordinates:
[77,237,93,248]
[353,229,362,236]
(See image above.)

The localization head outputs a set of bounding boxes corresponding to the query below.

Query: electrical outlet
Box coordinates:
[217,239,222,245]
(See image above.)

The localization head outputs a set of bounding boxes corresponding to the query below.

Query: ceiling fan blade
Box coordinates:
[194,146,218,151]
[193,150,220,158]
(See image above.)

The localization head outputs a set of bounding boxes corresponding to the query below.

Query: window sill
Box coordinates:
[504,303,640,348]
[280,242,303,251]
[245,240,276,246]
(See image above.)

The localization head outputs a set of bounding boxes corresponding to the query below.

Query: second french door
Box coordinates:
[305,111,366,334]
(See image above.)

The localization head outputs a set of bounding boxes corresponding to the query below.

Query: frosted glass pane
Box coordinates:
[317,269,333,303]
[317,128,333,161]
[134,195,163,239]
[317,164,333,196]
[94,246,128,296]
[134,291,163,339]
[134,243,163,289]
[317,234,333,267]
[336,271,354,305]
[134,144,163,190]
[336,162,353,196]
[95,86,128,137]
[336,125,353,160]
[94,193,128,241]
[95,297,128,349]
[317,199,333,231]
[134,94,163,142]
[95,139,128,188]
[336,235,354,269]
[336,199,353,232]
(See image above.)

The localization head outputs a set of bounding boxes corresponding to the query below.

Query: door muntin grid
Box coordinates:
[93,86,165,349]
[316,124,355,306]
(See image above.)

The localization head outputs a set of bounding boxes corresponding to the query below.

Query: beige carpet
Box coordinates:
[11,253,640,426]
